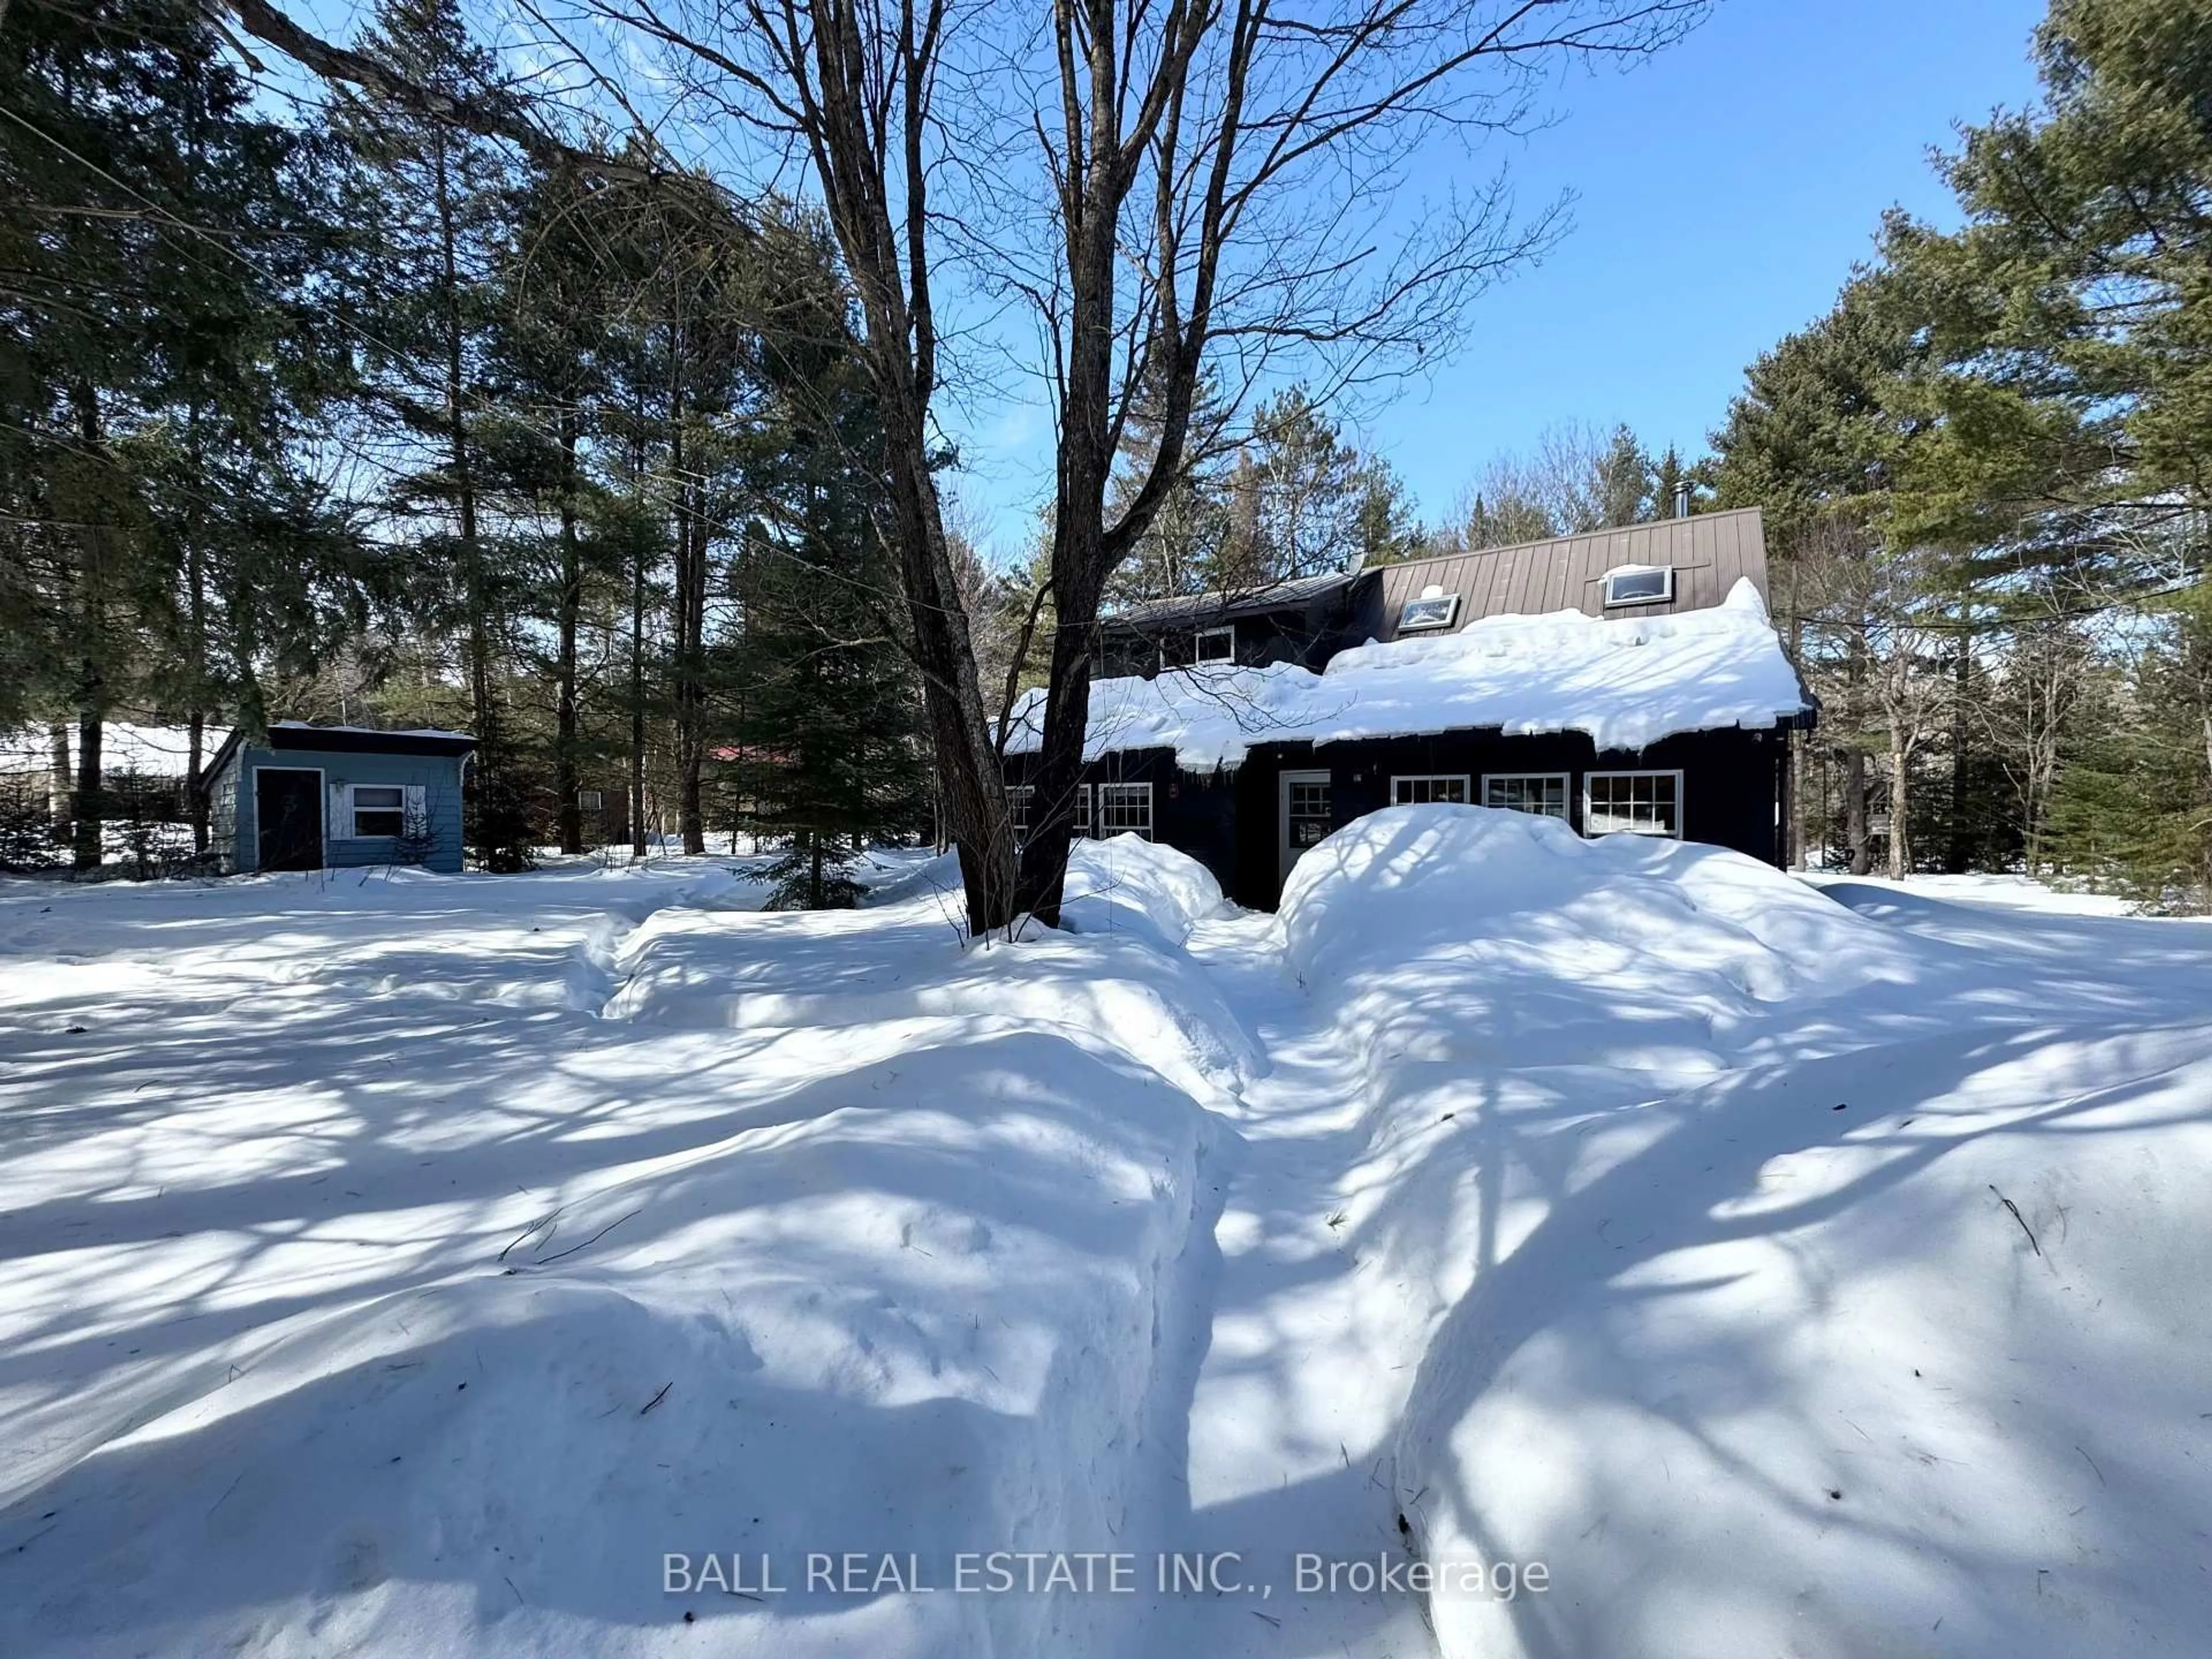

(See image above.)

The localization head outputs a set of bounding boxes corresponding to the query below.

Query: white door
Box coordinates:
[1279,769,1332,885]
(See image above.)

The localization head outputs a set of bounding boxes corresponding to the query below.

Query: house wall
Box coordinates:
[1011,725,1790,911]
[1098,581,1373,680]
[219,746,469,874]
[999,747,1241,883]
[1225,726,1787,907]
[207,751,238,865]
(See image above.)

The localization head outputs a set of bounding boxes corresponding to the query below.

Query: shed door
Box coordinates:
[1279,768,1332,886]
[255,768,323,872]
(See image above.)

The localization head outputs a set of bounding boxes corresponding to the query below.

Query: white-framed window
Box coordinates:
[1096,781,1153,839]
[1392,774,1470,806]
[1009,783,1097,839]
[1584,770,1683,837]
[578,789,604,813]
[1398,590,1460,631]
[1195,625,1235,664]
[345,783,409,839]
[1482,772,1571,821]
[1601,565,1674,607]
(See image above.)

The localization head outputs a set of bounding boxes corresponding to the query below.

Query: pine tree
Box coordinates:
[487,165,626,853]
[726,221,929,904]
[2,0,351,868]
[340,0,530,866]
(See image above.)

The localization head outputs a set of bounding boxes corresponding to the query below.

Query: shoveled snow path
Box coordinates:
[1138,910,1442,1657]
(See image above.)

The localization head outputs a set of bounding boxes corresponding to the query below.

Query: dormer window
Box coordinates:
[1397,586,1460,632]
[1195,625,1234,664]
[1602,565,1674,607]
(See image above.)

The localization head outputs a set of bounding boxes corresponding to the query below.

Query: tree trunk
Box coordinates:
[1843,747,1872,876]
[187,713,207,855]
[555,408,584,855]
[1785,565,1806,868]
[47,723,71,843]
[1012,563,1101,927]
[72,704,103,873]
[882,431,1018,933]
[668,313,707,856]
[1887,736,1911,880]
[630,549,648,859]
[1012,81,1126,930]
[434,131,497,863]
[1944,628,1971,873]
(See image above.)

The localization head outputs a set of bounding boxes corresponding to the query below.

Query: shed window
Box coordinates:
[1397,592,1460,632]
[1075,783,1093,838]
[578,789,604,813]
[1195,626,1234,664]
[1097,782,1153,839]
[1584,770,1681,837]
[1601,566,1674,607]
[1482,773,1571,821]
[350,785,406,839]
[1391,774,1469,806]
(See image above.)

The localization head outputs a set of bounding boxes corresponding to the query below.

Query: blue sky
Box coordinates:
[305,0,2050,551]
[951,0,2051,552]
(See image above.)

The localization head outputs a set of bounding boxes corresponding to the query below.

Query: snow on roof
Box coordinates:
[1002,577,1810,769]
[270,721,476,741]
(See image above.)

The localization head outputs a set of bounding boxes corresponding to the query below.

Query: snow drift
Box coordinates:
[1001,578,1809,769]
[0,847,1244,1659]
[7,819,2212,1659]
[1268,806,2212,1659]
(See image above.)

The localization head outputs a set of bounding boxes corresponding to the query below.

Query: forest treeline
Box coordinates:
[4,0,2209,910]
[1,0,930,903]
[1706,0,2212,907]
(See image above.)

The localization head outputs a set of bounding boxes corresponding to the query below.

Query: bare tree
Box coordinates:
[992,0,1703,921]
[217,0,1704,929]
[1792,515,1949,880]
[1974,597,2097,876]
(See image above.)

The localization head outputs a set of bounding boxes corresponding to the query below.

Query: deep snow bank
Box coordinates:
[607,838,1253,1104]
[0,852,1238,1659]
[609,836,1247,1104]
[1272,805,2212,1659]
[1059,834,1233,949]
[0,1032,1219,1659]
[858,836,1232,952]
[1279,805,1929,1073]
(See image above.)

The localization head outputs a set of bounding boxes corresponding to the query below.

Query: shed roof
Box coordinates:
[1363,507,1770,640]
[207,722,478,778]
[268,721,476,751]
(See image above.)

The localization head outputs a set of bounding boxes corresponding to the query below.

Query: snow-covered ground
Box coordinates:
[3,818,2209,1657]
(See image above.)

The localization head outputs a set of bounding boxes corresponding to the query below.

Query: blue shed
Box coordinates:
[204,722,476,875]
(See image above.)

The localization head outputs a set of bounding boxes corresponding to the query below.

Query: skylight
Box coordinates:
[1603,566,1674,607]
[1398,587,1460,631]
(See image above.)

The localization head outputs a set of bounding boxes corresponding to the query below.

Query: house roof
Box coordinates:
[1362,507,1770,639]
[1002,577,1812,770]
[1104,570,1358,628]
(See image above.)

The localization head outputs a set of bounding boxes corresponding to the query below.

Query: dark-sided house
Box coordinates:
[203,722,476,875]
[1002,507,1814,909]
